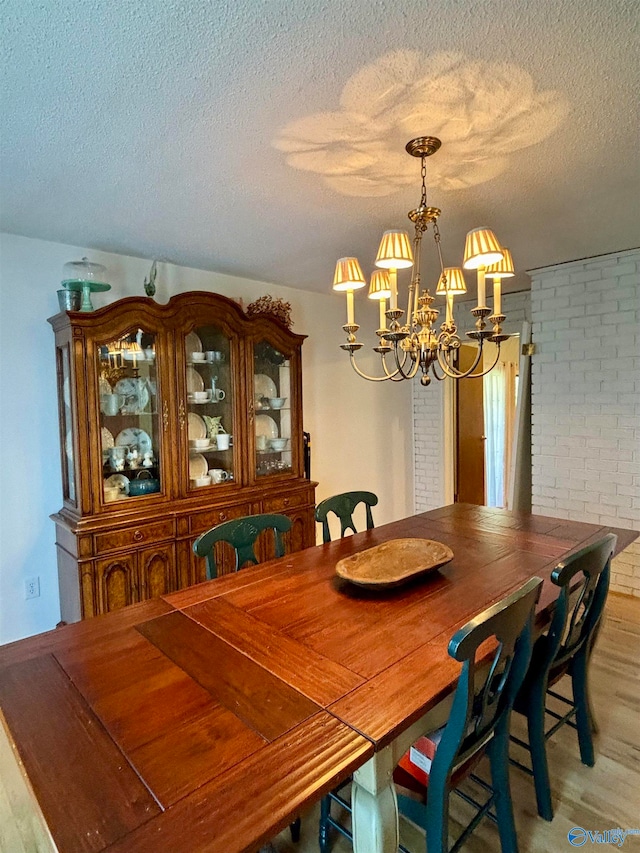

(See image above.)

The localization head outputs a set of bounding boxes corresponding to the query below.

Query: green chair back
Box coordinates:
[314,490,378,543]
[193,513,292,579]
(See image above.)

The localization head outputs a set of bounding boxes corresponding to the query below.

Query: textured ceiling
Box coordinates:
[1,0,638,296]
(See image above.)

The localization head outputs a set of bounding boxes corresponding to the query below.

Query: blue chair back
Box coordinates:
[315,490,378,543]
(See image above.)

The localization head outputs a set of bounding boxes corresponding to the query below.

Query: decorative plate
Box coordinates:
[115,428,153,454]
[254,373,277,400]
[114,377,149,414]
[186,331,202,353]
[105,473,130,495]
[65,430,73,459]
[186,366,205,393]
[255,414,278,439]
[187,412,207,440]
[101,427,115,455]
[189,453,208,478]
[336,539,454,589]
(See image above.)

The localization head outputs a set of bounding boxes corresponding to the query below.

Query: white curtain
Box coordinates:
[483,362,507,507]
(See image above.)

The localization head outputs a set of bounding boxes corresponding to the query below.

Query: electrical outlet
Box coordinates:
[25,577,40,599]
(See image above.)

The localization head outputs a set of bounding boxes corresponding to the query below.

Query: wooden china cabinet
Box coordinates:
[49,291,316,621]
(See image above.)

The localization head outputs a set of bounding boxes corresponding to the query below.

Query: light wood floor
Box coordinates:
[271,592,640,853]
[1,594,638,853]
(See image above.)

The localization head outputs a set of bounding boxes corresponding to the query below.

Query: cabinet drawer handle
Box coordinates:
[283,498,290,507]
[133,530,144,542]
[218,512,227,521]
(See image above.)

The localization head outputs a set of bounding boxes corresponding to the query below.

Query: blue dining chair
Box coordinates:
[509,534,617,821]
[315,491,378,543]
[319,576,543,853]
[193,513,292,579]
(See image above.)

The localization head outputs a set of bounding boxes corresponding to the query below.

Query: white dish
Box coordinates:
[186,366,205,393]
[255,414,279,440]
[189,438,211,450]
[115,428,153,454]
[254,373,277,400]
[187,412,207,440]
[101,427,115,454]
[105,473,130,495]
[191,475,212,488]
[189,453,208,478]
[186,331,202,353]
[114,378,149,414]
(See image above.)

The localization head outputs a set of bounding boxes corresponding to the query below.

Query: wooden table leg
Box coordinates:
[351,745,399,853]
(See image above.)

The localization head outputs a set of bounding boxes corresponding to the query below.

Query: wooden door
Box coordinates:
[456,345,485,505]
[95,554,138,614]
[138,544,177,600]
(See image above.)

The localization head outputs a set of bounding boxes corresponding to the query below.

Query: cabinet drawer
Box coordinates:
[189,503,252,536]
[262,491,310,513]
[95,519,175,554]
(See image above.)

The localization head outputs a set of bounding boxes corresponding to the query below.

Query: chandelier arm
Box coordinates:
[436,341,503,379]
[347,352,404,382]
[435,341,485,378]
[390,345,422,380]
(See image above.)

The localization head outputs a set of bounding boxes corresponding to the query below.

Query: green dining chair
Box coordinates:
[509,534,617,821]
[193,511,300,844]
[319,576,543,853]
[315,491,378,543]
[193,513,292,579]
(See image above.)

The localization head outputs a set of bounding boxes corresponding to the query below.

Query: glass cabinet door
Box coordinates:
[97,329,162,504]
[58,344,77,504]
[254,339,292,477]
[183,325,235,491]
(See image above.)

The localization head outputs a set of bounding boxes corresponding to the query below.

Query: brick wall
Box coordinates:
[530,249,640,595]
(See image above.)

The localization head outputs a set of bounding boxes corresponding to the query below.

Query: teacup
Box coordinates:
[268,397,286,409]
[269,438,288,451]
[101,393,124,416]
[206,351,225,363]
[210,387,225,402]
[191,352,206,362]
[216,433,231,451]
[191,475,211,487]
[192,390,211,403]
[209,468,229,484]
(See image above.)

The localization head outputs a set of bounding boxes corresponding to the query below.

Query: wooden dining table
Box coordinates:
[0,504,636,853]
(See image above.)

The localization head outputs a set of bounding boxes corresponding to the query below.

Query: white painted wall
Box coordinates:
[0,233,414,644]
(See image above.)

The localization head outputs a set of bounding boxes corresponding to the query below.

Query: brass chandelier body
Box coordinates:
[334,136,510,386]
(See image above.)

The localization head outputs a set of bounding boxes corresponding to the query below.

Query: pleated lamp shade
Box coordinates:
[368,270,392,300]
[333,257,367,291]
[436,267,467,294]
[375,230,414,269]
[485,247,515,278]
[462,227,504,270]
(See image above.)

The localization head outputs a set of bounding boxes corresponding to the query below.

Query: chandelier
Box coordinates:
[332,136,513,385]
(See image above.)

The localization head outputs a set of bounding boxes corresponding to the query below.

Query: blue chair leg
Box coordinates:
[319,796,331,853]
[425,776,450,853]
[527,686,554,821]
[488,725,519,853]
[289,817,301,842]
[572,652,596,766]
